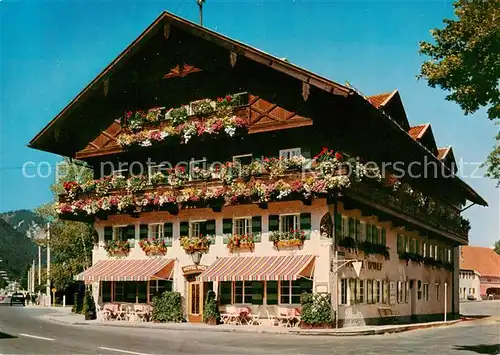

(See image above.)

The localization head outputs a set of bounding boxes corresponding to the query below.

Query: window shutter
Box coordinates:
[366,223,372,243]
[355,219,361,241]
[348,217,355,238]
[104,227,113,242]
[164,222,173,247]
[222,219,233,234]
[126,225,136,247]
[335,213,342,237]
[251,216,262,242]
[268,215,279,232]
[381,228,387,246]
[139,224,149,239]
[206,219,216,243]
[372,226,379,244]
[416,239,420,255]
[179,222,189,237]
[300,213,311,240]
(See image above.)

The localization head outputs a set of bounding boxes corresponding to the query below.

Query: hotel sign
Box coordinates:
[346,261,383,271]
[182,264,208,275]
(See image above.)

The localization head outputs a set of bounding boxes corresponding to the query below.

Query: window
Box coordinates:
[137,282,147,303]
[375,280,381,303]
[114,282,125,302]
[359,222,366,242]
[423,284,429,302]
[148,280,173,303]
[340,279,348,305]
[112,168,128,177]
[357,280,365,304]
[279,148,301,159]
[266,281,278,305]
[367,280,373,304]
[434,245,438,260]
[423,243,427,257]
[233,153,253,167]
[435,283,440,302]
[404,236,410,252]
[417,281,422,300]
[382,280,388,304]
[397,281,403,303]
[149,224,164,239]
[349,279,356,305]
[219,281,232,305]
[114,225,135,247]
[366,224,373,243]
[101,282,111,302]
[280,214,299,233]
[234,281,263,304]
[189,158,207,180]
[190,222,201,237]
[397,234,404,253]
[341,216,349,238]
[372,226,379,244]
[234,218,251,236]
[281,279,311,304]
[405,282,409,303]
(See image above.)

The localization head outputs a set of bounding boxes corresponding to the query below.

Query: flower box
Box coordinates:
[104,240,131,257]
[275,239,303,248]
[180,236,211,253]
[139,238,168,256]
[227,235,255,252]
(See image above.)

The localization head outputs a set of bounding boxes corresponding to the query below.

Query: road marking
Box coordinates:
[98,347,154,355]
[19,333,55,341]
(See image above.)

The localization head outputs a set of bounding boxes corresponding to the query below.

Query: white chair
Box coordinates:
[95,303,111,321]
[265,306,279,326]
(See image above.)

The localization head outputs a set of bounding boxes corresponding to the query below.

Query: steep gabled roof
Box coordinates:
[409,124,429,140]
[368,90,410,130]
[29,11,352,153]
[438,147,451,160]
[460,246,500,277]
[367,92,393,108]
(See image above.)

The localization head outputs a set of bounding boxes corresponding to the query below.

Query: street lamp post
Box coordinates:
[46,221,51,307]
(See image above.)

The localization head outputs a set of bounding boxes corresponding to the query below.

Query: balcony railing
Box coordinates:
[348,181,469,239]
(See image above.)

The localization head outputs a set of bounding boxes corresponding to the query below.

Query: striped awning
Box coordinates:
[74,258,175,282]
[198,255,315,282]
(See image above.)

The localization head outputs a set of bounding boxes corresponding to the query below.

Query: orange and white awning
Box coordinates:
[75,259,175,282]
[198,255,315,282]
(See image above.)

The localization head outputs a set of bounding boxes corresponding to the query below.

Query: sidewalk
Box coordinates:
[41,307,463,336]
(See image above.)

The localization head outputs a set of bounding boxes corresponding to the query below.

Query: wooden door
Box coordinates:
[188,281,203,323]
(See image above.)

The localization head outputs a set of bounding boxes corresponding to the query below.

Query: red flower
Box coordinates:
[335,152,343,160]
[217,97,223,102]
[225,95,231,101]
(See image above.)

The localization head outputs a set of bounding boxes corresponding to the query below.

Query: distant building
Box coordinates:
[460,246,500,300]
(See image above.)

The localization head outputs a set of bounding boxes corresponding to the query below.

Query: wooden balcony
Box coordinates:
[344,181,469,243]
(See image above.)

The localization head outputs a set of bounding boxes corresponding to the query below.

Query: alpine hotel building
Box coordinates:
[29,12,487,327]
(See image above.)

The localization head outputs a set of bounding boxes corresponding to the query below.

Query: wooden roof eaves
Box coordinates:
[352,93,488,207]
[28,11,353,151]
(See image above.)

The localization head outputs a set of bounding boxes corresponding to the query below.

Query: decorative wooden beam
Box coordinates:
[163,23,171,40]
[229,51,237,68]
[163,63,202,79]
[302,82,310,101]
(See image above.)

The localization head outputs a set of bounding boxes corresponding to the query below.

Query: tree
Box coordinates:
[494,240,500,255]
[419,0,500,184]
[34,158,95,292]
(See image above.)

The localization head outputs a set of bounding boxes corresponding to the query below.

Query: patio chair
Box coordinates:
[125,304,137,321]
[115,304,127,321]
[265,306,280,327]
[95,303,111,321]
[277,307,294,327]
[134,304,147,322]
[248,309,261,326]
[221,306,238,325]
[238,307,252,325]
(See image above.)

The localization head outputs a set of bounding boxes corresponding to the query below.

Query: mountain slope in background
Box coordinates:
[0,209,45,237]
[0,210,39,283]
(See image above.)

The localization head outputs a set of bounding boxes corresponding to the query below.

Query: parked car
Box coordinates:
[10,293,25,306]
[467,294,476,300]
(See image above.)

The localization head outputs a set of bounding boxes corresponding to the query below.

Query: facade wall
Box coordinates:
[458,270,481,300]
[335,204,453,326]
[93,199,332,305]
[479,276,500,299]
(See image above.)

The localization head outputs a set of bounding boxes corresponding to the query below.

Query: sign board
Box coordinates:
[182,264,208,275]
[389,281,397,305]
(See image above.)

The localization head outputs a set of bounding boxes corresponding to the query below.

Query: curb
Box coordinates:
[289,320,461,336]
[43,314,461,336]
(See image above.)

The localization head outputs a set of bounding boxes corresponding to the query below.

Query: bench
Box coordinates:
[377,307,400,319]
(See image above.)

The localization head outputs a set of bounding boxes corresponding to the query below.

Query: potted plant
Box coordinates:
[203,290,220,325]
[180,235,211,253]
[104,240,131,257]
[139,238,168,256]
[269,230,306,249]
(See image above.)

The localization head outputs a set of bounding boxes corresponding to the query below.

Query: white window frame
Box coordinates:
[423,283,429,302]
[233,217,252,236]
[357,279,365,304]
[279,148,301,159]
[435,283,440,302]
[113,225,128,241]
[339,279,348,305]
[148,164,167,180]
[189,220,205,238]
[375,280,381,303]
[280,214,300,233]
[423,243,427,257]
[359,221,366,242]
[189,158,207,181]
[149,223,164,240]
[429,244,434,258]
[341,216,349,238]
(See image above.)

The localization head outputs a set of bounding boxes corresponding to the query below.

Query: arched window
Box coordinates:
[320,213,333,238]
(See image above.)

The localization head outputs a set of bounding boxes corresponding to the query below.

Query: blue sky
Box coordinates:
[1,0,498,247]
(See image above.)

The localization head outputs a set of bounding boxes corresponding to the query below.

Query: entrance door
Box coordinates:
[188,281,202,323]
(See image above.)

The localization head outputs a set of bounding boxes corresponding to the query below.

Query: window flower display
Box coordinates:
[104,240,130,257]
[269,229,306,248]
[227,234,255,252]
[180,235,211,253]
[139,237,168,256]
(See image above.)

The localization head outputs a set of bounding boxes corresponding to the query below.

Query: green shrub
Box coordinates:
[202,290,220,323]
[82,290,96,320]
[152,291,184,323]
[300,292,333,326]
[73,291,83,314]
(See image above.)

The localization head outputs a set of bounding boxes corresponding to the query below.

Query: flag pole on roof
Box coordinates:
[197,0,206,26]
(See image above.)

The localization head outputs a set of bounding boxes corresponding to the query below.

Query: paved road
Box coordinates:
[0,305,499,354]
